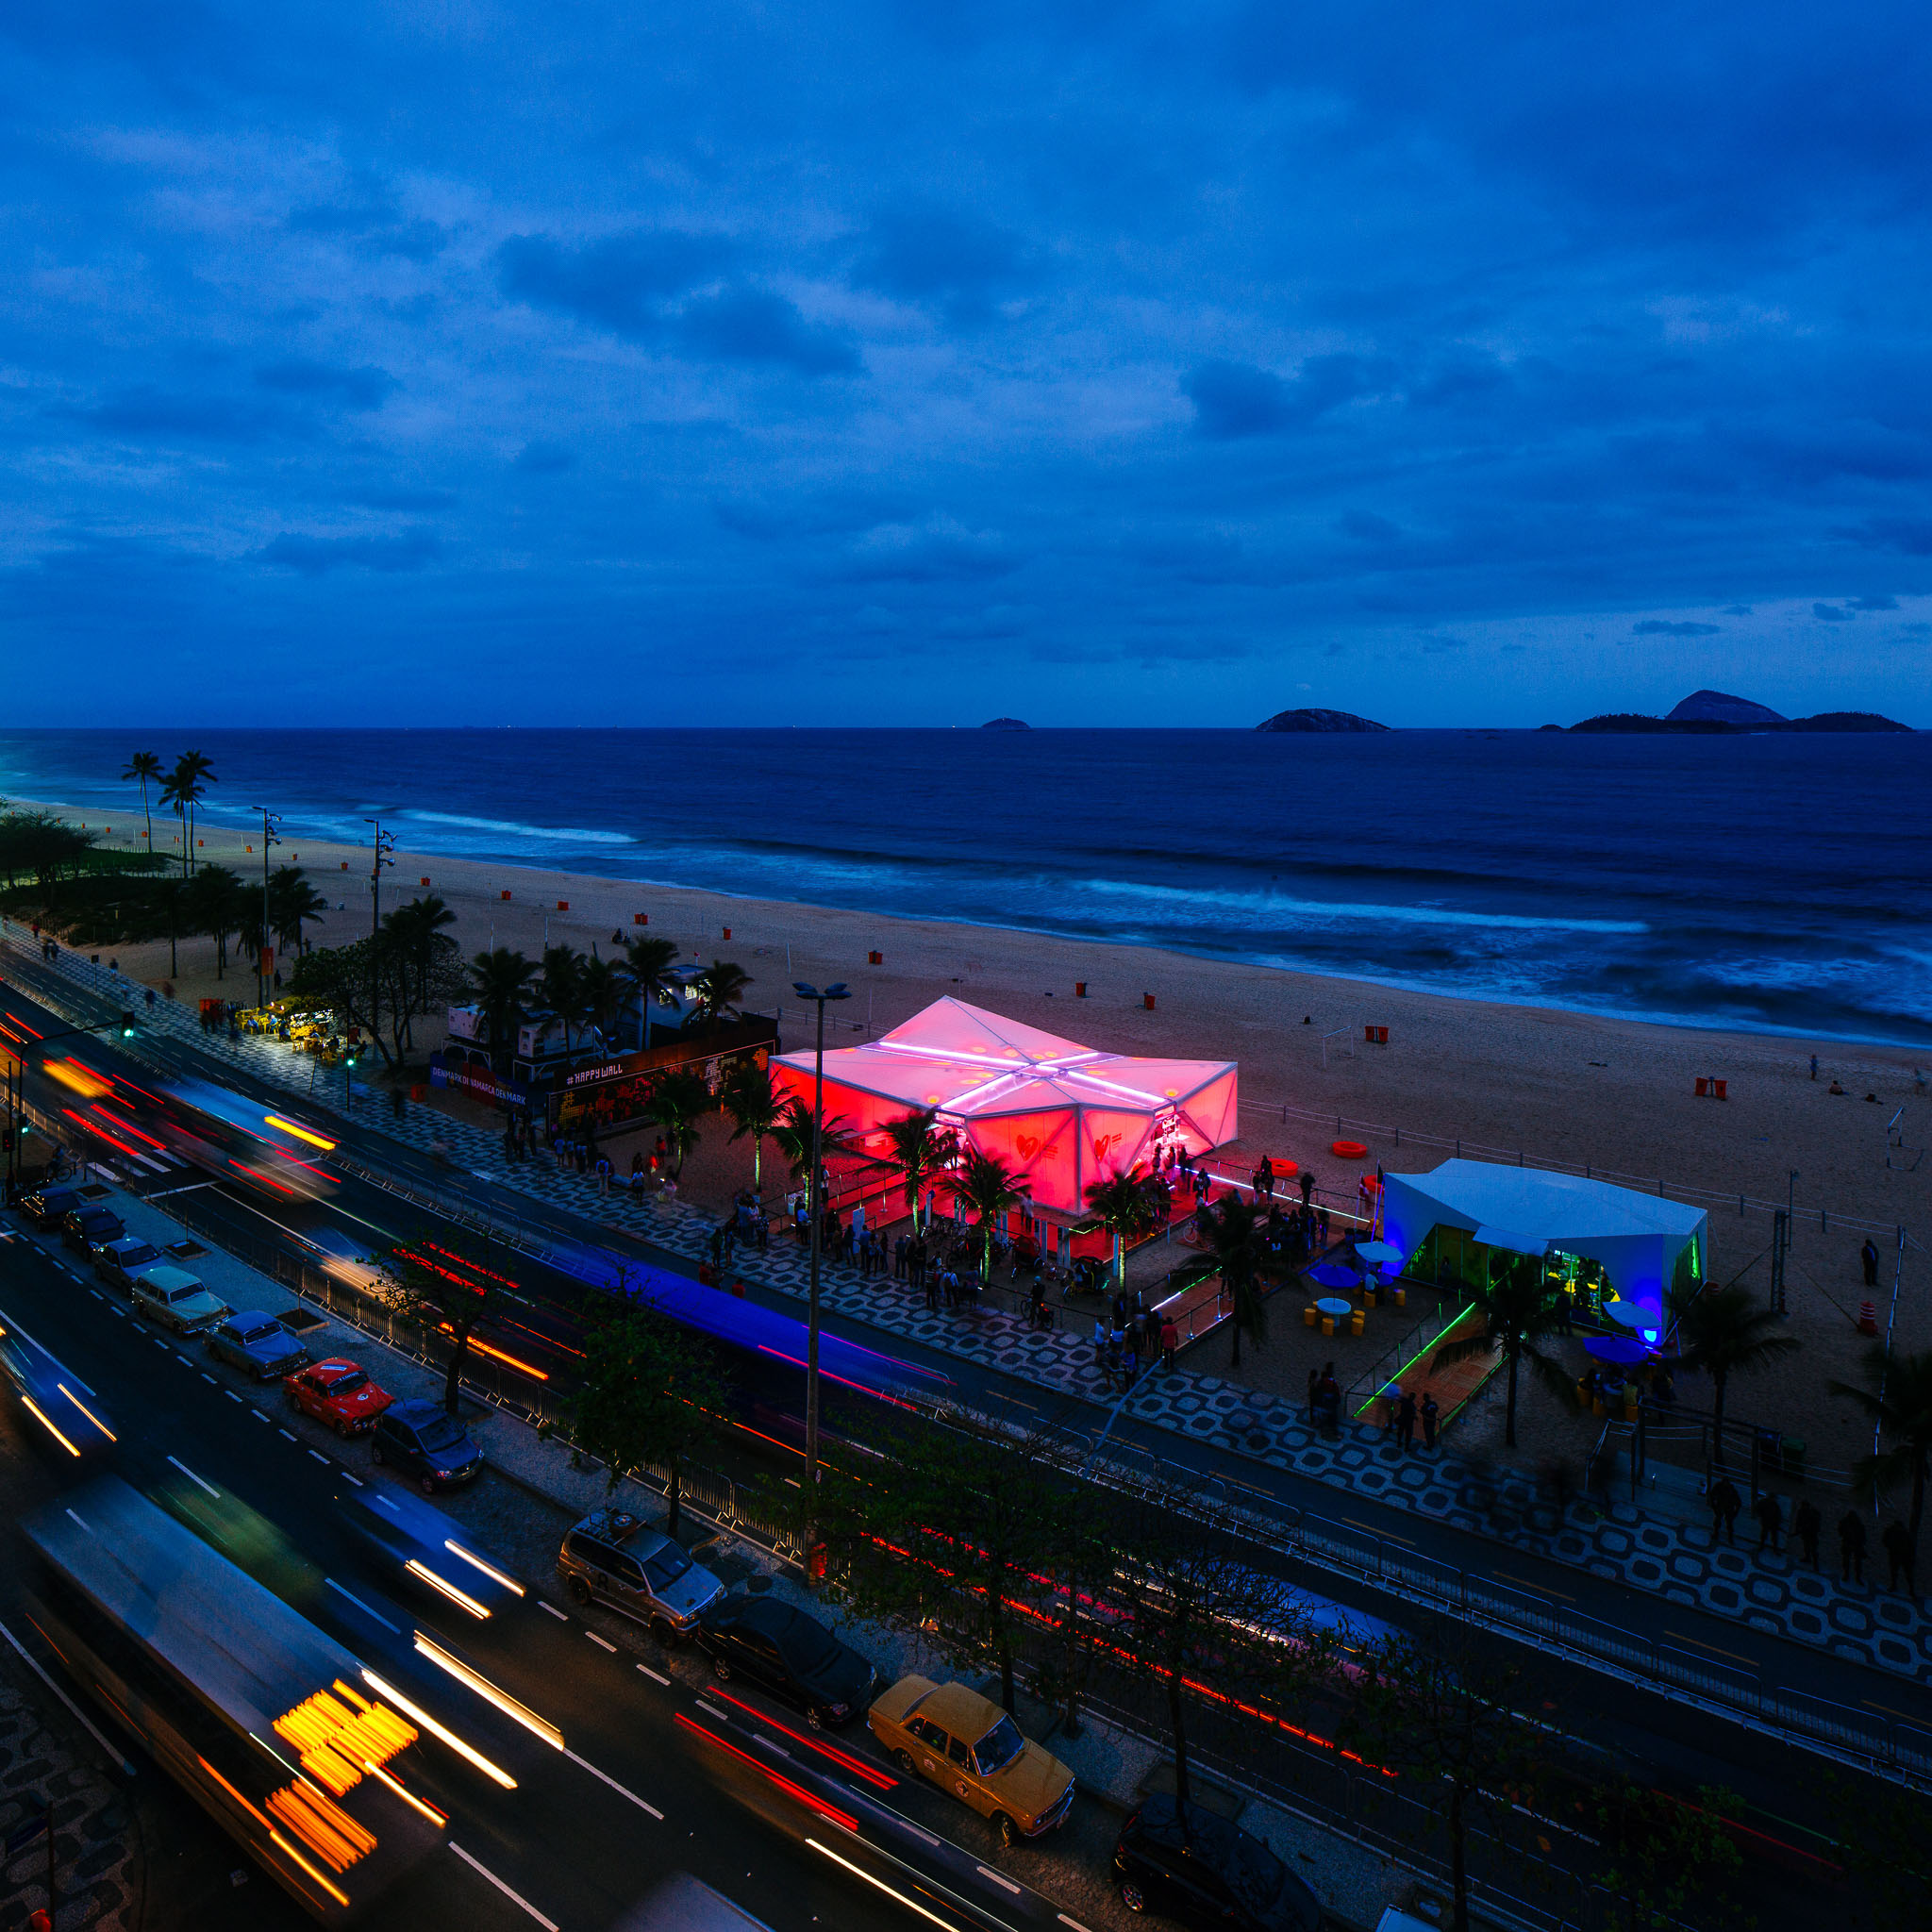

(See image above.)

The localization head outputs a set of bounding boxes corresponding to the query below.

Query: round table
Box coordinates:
[1314,1296,1354,1321]
[1603,1300,1645,1328]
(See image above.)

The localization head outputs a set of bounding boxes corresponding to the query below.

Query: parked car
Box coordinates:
[94,1236,162,1291]
[62,1205,125,1253]
[1113,1794,1323,1929]
[371,1398,483,1492]
[557,1507,725,1644]
[18,1185,83,1229]
[205,1310,308,1380]
[866,1676,1074,1843]
[286,1357,393,1437]
[130,1264,230,1336]
[695,1593,877,1728]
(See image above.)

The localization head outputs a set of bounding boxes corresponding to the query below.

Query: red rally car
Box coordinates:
[284,1358,394,1438]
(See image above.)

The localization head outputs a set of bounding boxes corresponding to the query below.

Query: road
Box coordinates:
[0,967,1921,1919]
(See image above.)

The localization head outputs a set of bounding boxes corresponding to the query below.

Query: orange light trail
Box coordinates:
[434,1327,548,1380]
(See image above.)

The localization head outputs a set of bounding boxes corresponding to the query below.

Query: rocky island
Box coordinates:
[1255,708,1391,733]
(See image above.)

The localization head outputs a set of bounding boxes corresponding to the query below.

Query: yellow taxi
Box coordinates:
[866,1676,1074,1843]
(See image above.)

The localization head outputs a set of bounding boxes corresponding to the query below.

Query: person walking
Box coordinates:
[1396,1389,1418,1453]
[1838,1509,1868,1584]
[1707,1475,1741,1546]
[1882,1520,1917,1595]
[1753,1490,1784,1555]
[1159,1316,1178,1372]
[1421,1392,1440,1451]
[1793,1498,1822,1569]
[1861,1238,1881,1288]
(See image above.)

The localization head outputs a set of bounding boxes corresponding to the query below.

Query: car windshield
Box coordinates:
[240,1323,277,1343]
[122,1245,158,1263]
[167,1286,203,1304]
[1224,1831,1287,1911]
[974,1716,1025,1776]
[325,1372,368,1395]
[641,1544,691,1591]
[416,1415,468,1452]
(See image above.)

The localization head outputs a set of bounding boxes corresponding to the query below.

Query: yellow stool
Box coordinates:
[1392,1288,1407,1308]
[1321,1315,1336,1336]
[1350,1310,1366,1338]
[1303,1305,1319,1328]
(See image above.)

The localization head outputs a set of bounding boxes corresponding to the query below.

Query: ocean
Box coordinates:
[2,728,1927,1046]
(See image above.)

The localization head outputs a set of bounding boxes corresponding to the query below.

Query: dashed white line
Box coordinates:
[199,1373,217,1385]
[586,1631,616,1653]
[307,1449,329,1466]
[695,1700,730,1723]
[977,1865,1022,1894]
[635,1663,670,1686]
[250,1407,269,1423]
[174,1352,192,1367]
[150,1338,167,1350]
[539,1601,568,1622]
[277,1427,296,1441]
[325,1577,400,1633]
[340,1472,363,1487]
[1058,1917,1096,1932]
[561,1748,663,1818]
[447,1843,558,1932]
[86,1289,102,1302]
[224,1390,242,1403]
[167,1455,219,1498]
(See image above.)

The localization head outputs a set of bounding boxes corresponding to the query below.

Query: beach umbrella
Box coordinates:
[1355,1240,1401,1268]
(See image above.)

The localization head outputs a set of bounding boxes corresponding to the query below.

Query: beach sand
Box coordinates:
[23,798,1932,1480]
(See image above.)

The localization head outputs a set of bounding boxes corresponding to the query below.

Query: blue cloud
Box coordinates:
[1812,602,1852,621]
[513,441,575,474]
[675,288,859,375]
[258,530,441,575]
[853,202,1035,322]
[255,359,396,408]
[496,231,734,336]
[1633,619,1720,636]
[1183,355,1377,439]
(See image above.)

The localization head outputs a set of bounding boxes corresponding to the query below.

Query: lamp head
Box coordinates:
[792,981,818,999]
[824,984,852,1001]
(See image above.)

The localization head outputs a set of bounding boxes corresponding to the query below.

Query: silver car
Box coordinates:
[558,1507,725,1645]
[130,1264,231,1336]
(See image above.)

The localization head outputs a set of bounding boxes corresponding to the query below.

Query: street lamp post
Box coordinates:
[250,806,281,1010]
[791,979,850,1505]
[362,818,395,1086]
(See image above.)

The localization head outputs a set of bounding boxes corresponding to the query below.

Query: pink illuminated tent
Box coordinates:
[771,997,1239,1216]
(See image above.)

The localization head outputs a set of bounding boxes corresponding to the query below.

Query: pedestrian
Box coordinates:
[1396,1388,1418,1452]
[1159,1316,1178,1371]
[1707,1474,1741,1546]
[1753,1490,1783,1554]
[1809,1053,1819,1080]
[1793,1498,1822,1569]
[1837,1509,1867,1584]
[1317,1208,1330,1248]
[1861,1238,1881,1288]
[1421,1392,1440,1451]
[1379,1378,1401,1433]
[1882,1520,1917,1595]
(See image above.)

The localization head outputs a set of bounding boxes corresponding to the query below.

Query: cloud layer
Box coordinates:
[0,0,1926,724]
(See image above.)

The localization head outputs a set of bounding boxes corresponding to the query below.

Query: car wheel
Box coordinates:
[420,1475,439,1496]
[710,1655,731,1680]
[335,1422,355,1441]
[806,1706,824,1732]
[1120,1881,1147,1913]
[992,1812,1020,1848]
[648,1616,677,1647]
[893,1749,918,1776]
[285,1386,301,1407]
[371,1442,386,1466]
[568,1576,593,1607]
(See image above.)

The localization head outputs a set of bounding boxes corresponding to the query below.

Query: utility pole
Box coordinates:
[364,817,394,1073]
[791,978,850,1524]
[1770,1207,1789,1314]
[250,805,280,1010]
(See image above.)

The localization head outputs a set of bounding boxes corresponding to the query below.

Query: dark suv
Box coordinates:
[63,1205,126,1253]
[370,1399,483,1492]
[19,1185,83,1229]
[1114,1795,1323,1930]
[695,1593,877,1728]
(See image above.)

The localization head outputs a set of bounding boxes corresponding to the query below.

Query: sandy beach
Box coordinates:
[21,795,1931,1477]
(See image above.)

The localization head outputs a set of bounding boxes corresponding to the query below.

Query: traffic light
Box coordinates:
[120,1009,136,1038]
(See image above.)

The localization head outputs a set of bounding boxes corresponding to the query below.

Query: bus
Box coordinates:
[21,1476,448,1922]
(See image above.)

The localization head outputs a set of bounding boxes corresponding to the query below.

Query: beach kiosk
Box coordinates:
[771,997,1238,1232]
[1377,1159,1707,1339]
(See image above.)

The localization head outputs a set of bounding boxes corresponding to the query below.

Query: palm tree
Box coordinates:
[618,935,680,1048]
[1831,1347,1932,1552]
[469,947,538,1073]
[386,892,457,1020]
[872,1107,955,1234]
[183,864,244,978]
[720,1058,786,1191]
[267,865,328,957]
[1670,1281,1800,1468]
[539,943,589,1052]
[1433,1257,1578,1449]
[687,958,752,1034]
[122,751,161,853]
[1078,1167,1169,1291]
[578,951,622,1051]
[769,1093,854,1185]
[954,1149,1025,1288]
[163,750,216,876]
[644,1069,713,1176]
[1195,1191,1271,1368]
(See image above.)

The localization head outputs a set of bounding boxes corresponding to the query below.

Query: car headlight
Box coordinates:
[827,1703,850,1719]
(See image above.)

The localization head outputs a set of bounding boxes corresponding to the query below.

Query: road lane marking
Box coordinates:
[325,1577,400,1633]
[225,1390,242,1403]
[1493,1571,1574,1602]
[200,1373,217,1385]
[277,1427,296,1441]
[562,1748,663,1818]
[340,1472,362,1487]
[539,1601,568,1621]
[308,1449,329,1465]
[1663,1629,1757,1668]
[695,1701,730,1723]
[977,1865,1022,1894]
[586,1631,616,1653]
[166,1455,219,1498]
[87,1289,102,1302]
[636,1663,670,1686]
[175,1352,192,1366]
[250,1407,269,1422]
[1058,1917,1096,1932]
[447,1843,558,1932]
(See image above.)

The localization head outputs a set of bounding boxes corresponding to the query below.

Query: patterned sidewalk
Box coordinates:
[19,936,1932,1689]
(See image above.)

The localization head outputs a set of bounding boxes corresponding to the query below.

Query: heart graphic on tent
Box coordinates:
[1091,1132,1122,1162]
[1016,1135,1041,1160]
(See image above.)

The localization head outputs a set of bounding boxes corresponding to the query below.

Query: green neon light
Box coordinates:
[1349,1302,1475,1419]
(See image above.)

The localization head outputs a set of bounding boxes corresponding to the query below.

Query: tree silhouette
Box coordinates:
[122,751,161,852]
[1435,1256,1578,1449]
[1831,1344,1932,1552]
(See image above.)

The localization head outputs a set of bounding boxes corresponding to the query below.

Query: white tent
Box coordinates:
[1378,1159,1707,1334]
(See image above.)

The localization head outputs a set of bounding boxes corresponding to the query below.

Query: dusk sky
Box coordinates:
[4,2,1928,726]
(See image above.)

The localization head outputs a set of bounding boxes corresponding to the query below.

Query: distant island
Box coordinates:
[1571,690,1912,734]
[1255,708,1391,733]
[981,717,1030,730]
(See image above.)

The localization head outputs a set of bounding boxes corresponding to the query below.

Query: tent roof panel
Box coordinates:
[1386,1160,1707,1243]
